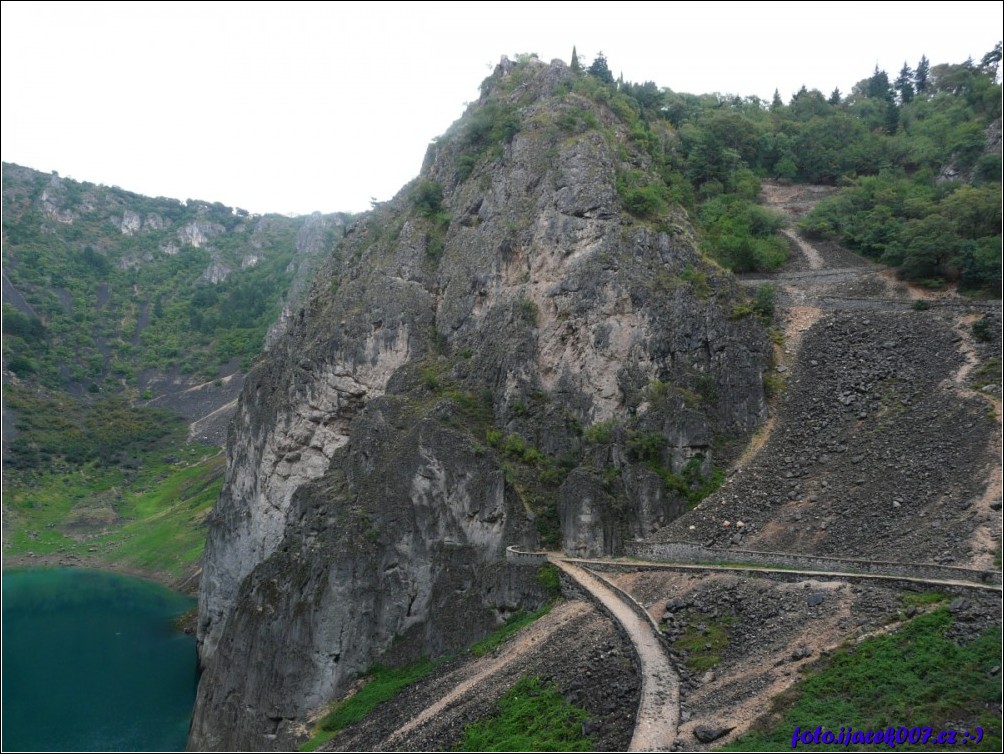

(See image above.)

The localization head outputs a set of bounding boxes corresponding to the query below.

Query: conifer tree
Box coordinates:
[915,55,930,93]
[980,41,1002,78]
[770,88,783,110]
[884,100,899,134]
[895,62,915,103]
[588,52,614,84]
[570,46,581,72]
[867,65,893,100]
[828,87,842,105]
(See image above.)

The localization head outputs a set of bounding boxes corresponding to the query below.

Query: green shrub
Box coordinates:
[672,612,736,672]
[680,265,711,299]
[517,297,538,325]
[412,180,444,218]
[537,564,561,594]
[616,171,667,219]
[753,284,776,318]
[583,419,615,444]
[456,101,521,181]
[763,372,786,400]
[972,316,993,342]
[459,676,593,752]
[626,431,665,462]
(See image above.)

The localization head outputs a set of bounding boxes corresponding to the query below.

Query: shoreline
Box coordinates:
[2,551,202,596]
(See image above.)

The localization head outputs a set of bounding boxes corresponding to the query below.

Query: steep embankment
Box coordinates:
[190,56,771,750]
[654,183,1002,569]
[325,599,640,752]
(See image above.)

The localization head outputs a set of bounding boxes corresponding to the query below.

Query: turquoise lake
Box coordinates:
[1,568,197,752]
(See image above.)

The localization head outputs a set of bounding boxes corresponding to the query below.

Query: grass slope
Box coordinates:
[4,444,223,579]
[300,601,559,751]
[459,675,594,752]
[726,609,1001,751]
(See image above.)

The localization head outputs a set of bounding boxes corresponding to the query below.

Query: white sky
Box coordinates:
[2,1,1000,215]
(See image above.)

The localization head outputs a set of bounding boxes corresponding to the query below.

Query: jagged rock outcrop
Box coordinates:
[191,56,770,750]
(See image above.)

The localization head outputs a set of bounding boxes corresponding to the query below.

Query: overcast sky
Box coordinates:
[2,1,1000,215]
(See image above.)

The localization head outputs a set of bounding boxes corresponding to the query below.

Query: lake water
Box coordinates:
[1,568,197,752]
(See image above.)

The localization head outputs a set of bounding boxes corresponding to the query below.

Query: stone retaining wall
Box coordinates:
[505,545,549,565]
[625,542,1003,586]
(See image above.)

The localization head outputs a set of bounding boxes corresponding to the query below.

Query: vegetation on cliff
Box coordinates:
[558,44,1001,289]
[2,165,350,582]
[2,165,351,387]
[4,40,1000,750]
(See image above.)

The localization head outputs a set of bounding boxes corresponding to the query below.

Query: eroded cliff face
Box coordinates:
[191,57,770,750]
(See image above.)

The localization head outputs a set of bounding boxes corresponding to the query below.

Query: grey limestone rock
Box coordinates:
[190,57,770,749]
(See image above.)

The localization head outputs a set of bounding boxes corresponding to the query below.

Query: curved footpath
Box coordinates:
[539,546,1000,753]
[550,558,679,752]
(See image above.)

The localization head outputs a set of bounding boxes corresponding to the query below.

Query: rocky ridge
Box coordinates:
[2,163,349,445]
[190,56,770,749]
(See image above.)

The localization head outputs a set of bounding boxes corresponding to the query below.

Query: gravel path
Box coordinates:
[780,228,823,270]
[552,559,680,752]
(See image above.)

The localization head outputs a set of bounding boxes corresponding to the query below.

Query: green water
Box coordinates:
[1,568,197,752]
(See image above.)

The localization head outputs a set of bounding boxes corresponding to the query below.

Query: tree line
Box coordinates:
[566,44,1001,289]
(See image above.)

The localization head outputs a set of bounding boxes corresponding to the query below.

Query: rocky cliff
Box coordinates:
[190,57,770,750]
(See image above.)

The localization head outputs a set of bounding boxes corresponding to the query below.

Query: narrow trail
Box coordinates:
[188,399,238,440]
[551,559,679,752]
[949,313,1003,570]
[780,227,823,270]
[381,601,592,747]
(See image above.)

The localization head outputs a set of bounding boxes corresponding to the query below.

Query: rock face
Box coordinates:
[190,57,770,750]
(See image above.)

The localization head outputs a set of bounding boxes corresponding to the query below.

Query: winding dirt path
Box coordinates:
[551,559,679,752]
[949,313,1003,570]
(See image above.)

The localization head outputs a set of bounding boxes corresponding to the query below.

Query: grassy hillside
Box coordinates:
[726,609,1001,752]
[1,165,355,582]
[3,382,223,580]
[2,163,350,389]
